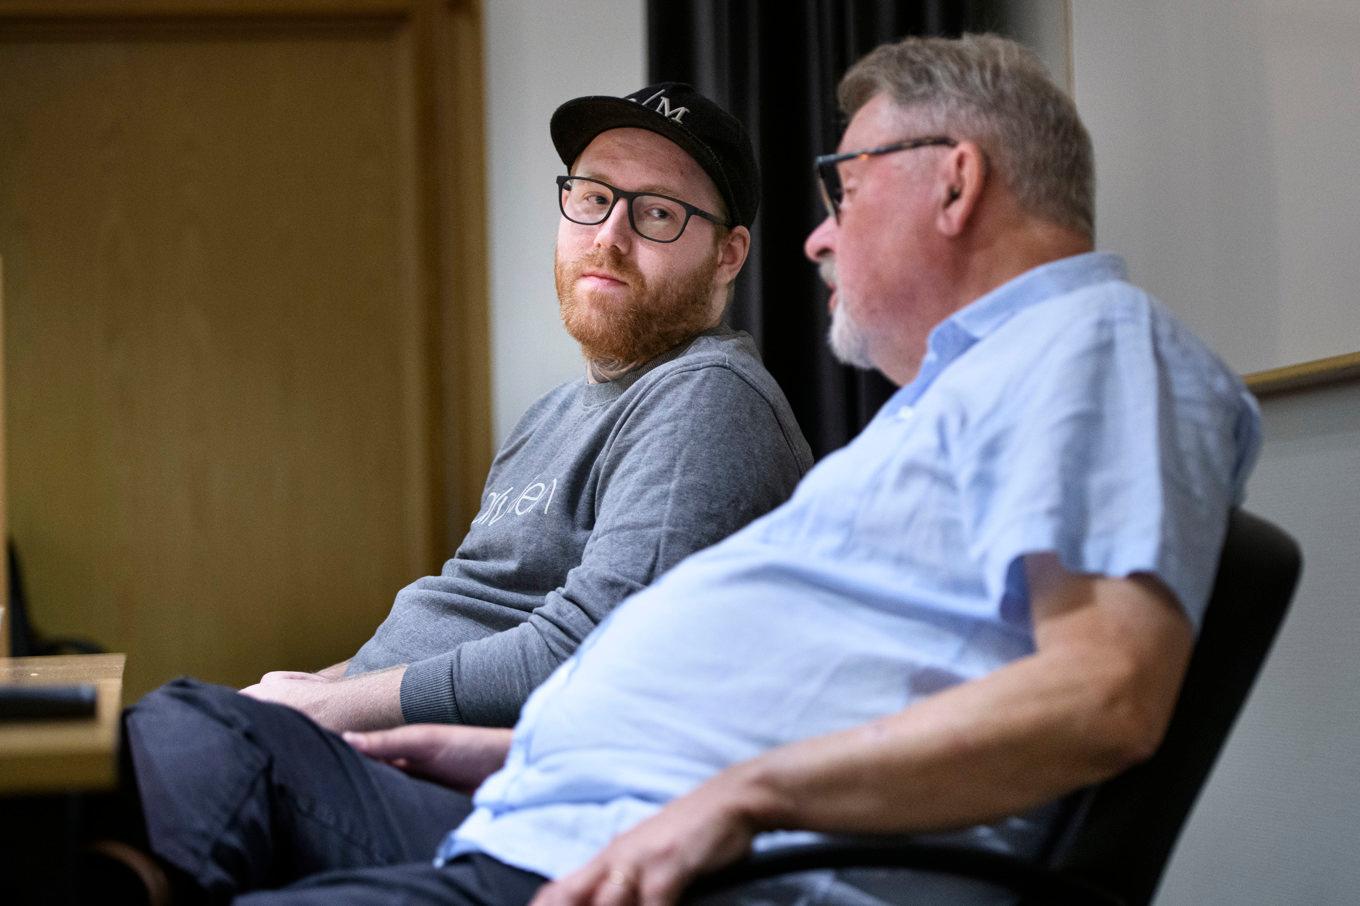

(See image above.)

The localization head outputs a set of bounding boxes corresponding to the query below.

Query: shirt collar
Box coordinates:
[886,252,1128,413]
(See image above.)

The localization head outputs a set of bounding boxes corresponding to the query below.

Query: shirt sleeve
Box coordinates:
[400,363,811,725]
[953,300,1260,629]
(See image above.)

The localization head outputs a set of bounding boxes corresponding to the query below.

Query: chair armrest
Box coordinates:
[688,840,1124,905]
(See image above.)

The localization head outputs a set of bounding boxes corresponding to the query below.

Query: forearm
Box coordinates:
[244,665,408,733]
[437,725,515,788]
[315,659,351,680]
[725,565,1191,837]
[727,649,1154,837]
[344,723,514,793]
[325,665,407,731]
[460,727,515,780]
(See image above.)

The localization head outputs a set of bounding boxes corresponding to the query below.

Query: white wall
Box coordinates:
[1071,0,1360,376]
[1058,2,1360,901]
[997,0,1071,92]
[1158,381,1360,903]
[483,0,644,443]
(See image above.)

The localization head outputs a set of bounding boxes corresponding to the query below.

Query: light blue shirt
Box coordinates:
[439,252,1262,878]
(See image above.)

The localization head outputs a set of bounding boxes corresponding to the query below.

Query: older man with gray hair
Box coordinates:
[214,33,1258,906]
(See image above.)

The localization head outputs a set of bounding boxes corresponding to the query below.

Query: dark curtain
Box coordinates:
[648,0,1003,458]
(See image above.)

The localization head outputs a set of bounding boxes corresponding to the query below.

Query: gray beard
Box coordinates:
[828,298,875,369]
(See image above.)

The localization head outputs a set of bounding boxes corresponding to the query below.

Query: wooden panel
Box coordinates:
[0,8,489,698]
[1,256,6,654]
[432,0,492,555]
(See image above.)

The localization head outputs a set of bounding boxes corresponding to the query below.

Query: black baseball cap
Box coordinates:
[550,82,760,228]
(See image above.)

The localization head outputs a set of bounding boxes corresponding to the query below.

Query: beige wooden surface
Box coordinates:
[0,2,491,699]
[0,654,125,794]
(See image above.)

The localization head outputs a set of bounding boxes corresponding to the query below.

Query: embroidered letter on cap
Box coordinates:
[636,89,689,124]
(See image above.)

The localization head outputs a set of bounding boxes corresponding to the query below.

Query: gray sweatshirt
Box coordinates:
[347,328,812,726]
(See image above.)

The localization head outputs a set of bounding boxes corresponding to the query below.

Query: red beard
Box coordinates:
[555,246,720,367]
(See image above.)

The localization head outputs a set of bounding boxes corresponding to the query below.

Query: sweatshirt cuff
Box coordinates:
[399,652,464,724]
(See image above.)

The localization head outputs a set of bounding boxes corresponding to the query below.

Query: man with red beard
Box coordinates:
[224,82,810,732]
[104,83,810,902]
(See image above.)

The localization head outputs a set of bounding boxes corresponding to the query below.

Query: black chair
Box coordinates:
[690,509,1303,905]
[7,539,104,657]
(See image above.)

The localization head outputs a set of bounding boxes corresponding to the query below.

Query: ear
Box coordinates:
[935,141,986,237]
[714,224,751,286]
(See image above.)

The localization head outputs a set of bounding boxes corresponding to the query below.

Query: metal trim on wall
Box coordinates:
[1246,350,1360,399]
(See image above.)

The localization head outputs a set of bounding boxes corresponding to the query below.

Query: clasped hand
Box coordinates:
[240,666,404,732]
[240,670,337,720]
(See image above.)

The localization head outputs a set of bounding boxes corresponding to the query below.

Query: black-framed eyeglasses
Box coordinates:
[556,175,730,243]
[814,136,957,222]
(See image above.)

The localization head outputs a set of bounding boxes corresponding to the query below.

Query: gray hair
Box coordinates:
[839,33,1094,237]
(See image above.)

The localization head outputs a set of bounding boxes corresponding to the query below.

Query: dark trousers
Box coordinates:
[124,678,545,904]
[125,680,1018,906]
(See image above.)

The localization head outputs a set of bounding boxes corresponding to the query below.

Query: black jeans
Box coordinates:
[124,678,544,903]
[125,679,1020,906]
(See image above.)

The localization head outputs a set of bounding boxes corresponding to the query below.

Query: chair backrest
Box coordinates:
[6,539,104,657]
[1038,509,1302,905]
[7,539,36,657]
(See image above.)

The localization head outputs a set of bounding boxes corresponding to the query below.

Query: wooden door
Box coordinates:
[0,1,490,697]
